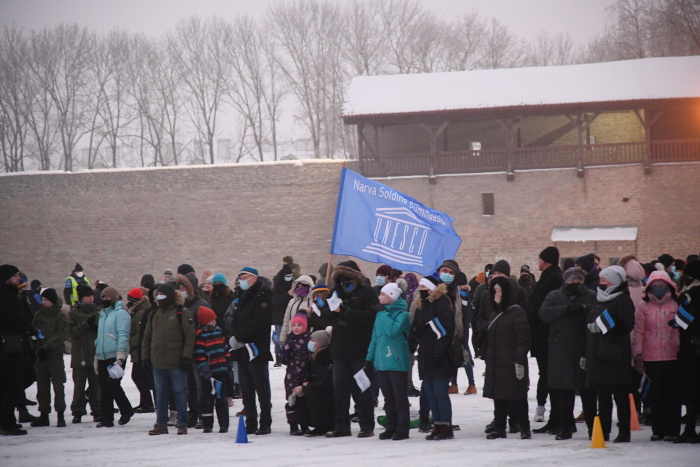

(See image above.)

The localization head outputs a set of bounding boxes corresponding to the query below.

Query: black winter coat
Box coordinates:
[209,288,235,334]
[272,267,294,326]
[677,284,700,403]
[473,278,528,357]
[230,279,273,362]
[539,285,596,390]
[527,265,563,358]
[483,304,531,400]
[585,284,635,387]
[411,284,455,380]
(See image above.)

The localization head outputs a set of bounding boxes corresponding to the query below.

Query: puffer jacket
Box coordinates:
[142,293,196,369]
[94,300,131,361]
[280,275,315,344]
[366,297,410,372]
[632,271,680,362]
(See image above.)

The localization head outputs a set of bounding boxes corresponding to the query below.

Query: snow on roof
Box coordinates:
[551,225,639,242]
[343,56,700,119]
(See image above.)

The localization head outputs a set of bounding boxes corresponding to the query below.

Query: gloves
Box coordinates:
[142,359,152,373]
[37,348,49,361]
[633,356,644,374]
[587,322,601,333]
[94,357,99,375]
[568,304,585,314]
[579,357,587,370]
[514,363,525,380]
[181,358,192,371]
[116,351,127,366]
[668,319,680,329]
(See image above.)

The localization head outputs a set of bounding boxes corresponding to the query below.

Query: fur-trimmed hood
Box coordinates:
[414,282,448,309]
[332,264,365,286]
[290,275,315,299]
[176,274,195,299]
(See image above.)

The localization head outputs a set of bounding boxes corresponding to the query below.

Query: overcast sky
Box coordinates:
[1,0,616,44]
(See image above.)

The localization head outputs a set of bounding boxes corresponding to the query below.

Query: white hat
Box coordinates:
[380,283,402,303]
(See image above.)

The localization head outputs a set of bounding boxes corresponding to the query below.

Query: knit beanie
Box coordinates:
[599,265,626,287]
[290,312,308,333]
[562,267,585,284]
[539,246,560,266]
[683,260,700,281]
[476,272,486,284]
[439,259,460,274]
[283,256,294,265]
[74,263,84,272]
[310,326,332,349]
[140,274,155,289]
[658,254,674,269]
[198,306,216,325]
[156,283,177,306]
[376,264,393,277]
[419,276,440,291]
[492,260,511,277]
[101,286,119,302]
[163,268,173,277]
[177,263,195,276]
[380,283,402,302]
[575,254,596,273]
[30,279,42,290]
[311,284,330,295]
[76,285,94,301]
[41,288,58,305]
[238,266,259,277]
[338,260,360,272]
[127,288,144,302]
[0,264,19,283]
[211,273,227,286]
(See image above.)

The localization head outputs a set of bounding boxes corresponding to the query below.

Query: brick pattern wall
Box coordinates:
[1,160,698,294]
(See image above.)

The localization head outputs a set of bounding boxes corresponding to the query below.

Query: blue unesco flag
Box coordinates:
[330,168,461,275]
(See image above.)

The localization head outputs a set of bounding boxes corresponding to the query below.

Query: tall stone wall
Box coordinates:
[1,160,698,294]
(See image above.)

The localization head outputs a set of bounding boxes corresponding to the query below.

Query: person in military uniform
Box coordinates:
[69,285,101,423]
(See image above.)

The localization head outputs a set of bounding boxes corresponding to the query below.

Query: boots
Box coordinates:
[520,421,531,439]
[486,428,507,439]
[56,412,66,428]
[17,407,39,423]
[31,412,50,427]
[418,414,432,433]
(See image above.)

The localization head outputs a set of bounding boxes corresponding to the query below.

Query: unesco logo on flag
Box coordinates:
[362,207,430,267]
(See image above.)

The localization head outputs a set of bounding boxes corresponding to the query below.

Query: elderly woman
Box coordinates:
[482,276,531,440]
[585,265,635,443]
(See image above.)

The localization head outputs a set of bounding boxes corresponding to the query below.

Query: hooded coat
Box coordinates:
[32,298,68,358]
[69,302,100,368]
[94,300,131,361]
[619,255,645,308]
[127,297,151,363]
[526,264,563,359]
[280,275,315,344]
[229,276,273,362]
[142,292,196,369]
[366,297,410,372]
[632,271,680,362]
[677,279,700,402]
[272,264,295,326]
[411,283,455,380]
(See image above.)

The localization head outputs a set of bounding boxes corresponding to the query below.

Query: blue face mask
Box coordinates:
[650,285,668,299]
[459,290,469,298]
[342,281,355,293]
[307,341,316,352]
[375,276,386,287]
[315,297,324,307]
[180,291,188,299]
[440,273,455,285]
[239,280,250,291]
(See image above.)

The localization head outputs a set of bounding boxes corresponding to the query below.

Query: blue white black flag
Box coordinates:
[428,317,447,339]
[595,309,616,334]
[675,303,695,330]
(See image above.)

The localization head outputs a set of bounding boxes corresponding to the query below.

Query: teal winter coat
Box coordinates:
[95,300,131,361]
[366,297,411,372]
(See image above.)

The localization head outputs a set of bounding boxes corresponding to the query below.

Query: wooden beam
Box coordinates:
[634,109,662,174]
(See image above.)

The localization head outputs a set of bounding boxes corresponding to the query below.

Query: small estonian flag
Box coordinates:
[638,372,651,399]
[595,309,616,334]
[675,304,695,331]
[246,343,259,360]
[428,317,447,339]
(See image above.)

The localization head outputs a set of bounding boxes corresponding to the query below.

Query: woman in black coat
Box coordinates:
[301,328,335,437]
[584,265,635,443]
[539,267,597,440]
[482,276,531,440]
[411,276,455,441]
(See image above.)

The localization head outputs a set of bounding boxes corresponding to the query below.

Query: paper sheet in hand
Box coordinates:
[311,303,321,316]
[107,363,124,379]
[354,368,371,393]
[328,292,343,311]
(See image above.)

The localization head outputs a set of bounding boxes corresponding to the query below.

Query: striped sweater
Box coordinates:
[194,324,230,377]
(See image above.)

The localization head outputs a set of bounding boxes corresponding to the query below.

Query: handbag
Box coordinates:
[1,334,24,355]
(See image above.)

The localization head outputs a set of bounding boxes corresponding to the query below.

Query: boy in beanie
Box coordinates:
[194,306,230,433]
[69,285,101,423]
[32,289,69,427]
[279,312,311,435]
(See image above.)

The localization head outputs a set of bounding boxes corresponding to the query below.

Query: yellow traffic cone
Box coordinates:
[590,415,606,449]
[629,394,642,431]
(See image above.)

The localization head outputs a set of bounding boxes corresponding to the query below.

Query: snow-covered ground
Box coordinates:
[2,352,697,466]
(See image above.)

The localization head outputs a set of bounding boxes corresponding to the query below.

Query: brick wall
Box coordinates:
[1,160,698,294]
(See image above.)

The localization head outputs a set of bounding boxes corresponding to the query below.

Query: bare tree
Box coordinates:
[0,25,29,172]
[526,30,576,66]
[479,18,527,69]
[445,10,487,71]
[654,0,700,54]
[344,0,388,76]
[378,0,435,74]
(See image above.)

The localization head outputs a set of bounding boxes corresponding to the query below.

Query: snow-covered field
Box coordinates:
[2,352,697,467]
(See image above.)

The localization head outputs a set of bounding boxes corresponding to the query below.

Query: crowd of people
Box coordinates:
[1,249,699,446]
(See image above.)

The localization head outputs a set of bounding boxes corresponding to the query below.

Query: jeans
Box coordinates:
[153,368,187,427]
[238,357,272,430]
[332,359,375,432]
[98,358,133,423]
[422,377,451,423]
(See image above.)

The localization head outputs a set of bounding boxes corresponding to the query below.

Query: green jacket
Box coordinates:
[128,298,151,363]
[69,303,99,368]
[366,297,411,372]
[142,301,195,369]
[32,299,68,359]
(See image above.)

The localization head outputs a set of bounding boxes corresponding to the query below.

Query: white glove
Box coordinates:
[94,357,99,375]
[514,363,525,380]
[579,357,587,370]
[587,322,601,333]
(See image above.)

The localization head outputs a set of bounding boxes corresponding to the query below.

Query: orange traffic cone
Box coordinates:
[629,394,642,431]
[590,416,606,449]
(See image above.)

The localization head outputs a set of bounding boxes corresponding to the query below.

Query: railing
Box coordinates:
[360,139,700,177]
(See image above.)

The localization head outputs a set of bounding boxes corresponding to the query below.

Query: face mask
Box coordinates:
[307,341,316,352]
[485,272,490,278]
[598,284,608,292]
[673,271,680,281]
[459,290,469,298]
[650,285,668,299]
[284,275,293,282]
[376,276,386,287]
[156,294,166,300]
[295,286,309,297]
[440,273,455,285]
[315,297,325,307]
[239,280,250,291]
[419,289,429,300]
[213,283,225,292]
[76,272,84,278]
[341,281,355,293]
[564,283,581,296]
[101,299,113,309]
[180,291,188,299]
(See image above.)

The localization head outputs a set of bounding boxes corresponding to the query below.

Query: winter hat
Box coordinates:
[140,274,155,289]
[599,265,626,287]
[562,267,586,284]
[311,284,330,295]
[484,264,493,273]
[163,268,173,277]
[198,306,216,325]
[211,273,227,286]
[101,286,119,302]
[30,279,42,290]
[177,264,195,275]
[575,254,595,273]
[310,326,332,349]
[41,288,58,305]
[283,256,294,265]
[338,260,360,272]
[156,282,176,299]
[290,312,308,333]
[395,278,408,293]
[238,266,258,277]
[476,272,486,284]
[380,283,402,302]
[74,263,84,272]
[562,258,576,270]
[76,285,94,301]
[492,260,511,277]
[185,272,199,291]
[127,288,144,302]
[539,246,560,266]
[0,264,19,283]
[419,276,440,291]
[520,265,530,273]
[439,259,460,274]
[489,276,511,310]
[683,260,700,281]
[658,254,674,269]
[376,264,393,277]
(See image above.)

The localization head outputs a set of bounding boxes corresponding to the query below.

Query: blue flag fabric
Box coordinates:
[330,168,462,275]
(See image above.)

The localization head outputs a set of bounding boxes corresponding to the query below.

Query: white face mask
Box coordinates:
[76,272,84,278]
[156,294,166,300]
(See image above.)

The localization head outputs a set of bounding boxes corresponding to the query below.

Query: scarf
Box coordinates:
[596,283,624,303]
